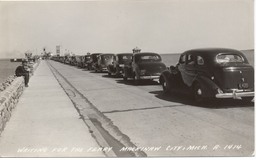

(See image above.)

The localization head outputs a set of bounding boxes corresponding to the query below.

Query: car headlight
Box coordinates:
[140,70,146,75]
[119,64,124,67]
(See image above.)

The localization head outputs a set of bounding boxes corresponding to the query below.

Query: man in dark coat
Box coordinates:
[15,60,30,87]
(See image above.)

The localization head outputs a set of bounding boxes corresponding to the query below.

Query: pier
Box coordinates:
[0,60,254,157]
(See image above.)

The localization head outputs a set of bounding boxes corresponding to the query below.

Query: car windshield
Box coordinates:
[216,54,244,63]
[136,54,161,62]
[120,55,132,61]
[102,55,113,60]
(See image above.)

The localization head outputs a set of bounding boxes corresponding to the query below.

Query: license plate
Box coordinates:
[239,83,249,89]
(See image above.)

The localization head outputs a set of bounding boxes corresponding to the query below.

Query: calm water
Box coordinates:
[0,50,254,83]
[0,59,21,83]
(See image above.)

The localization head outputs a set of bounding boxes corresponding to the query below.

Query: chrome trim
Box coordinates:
[140,76,160,79]
[216,90,254,99]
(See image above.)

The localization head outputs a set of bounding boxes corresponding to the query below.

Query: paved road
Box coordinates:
[48,60,254,157]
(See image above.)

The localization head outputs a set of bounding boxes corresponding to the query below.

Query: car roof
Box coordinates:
[100,53,115,56]
[116,53,133,56]
[181,48,249,64]
[133,52,160,56]
[182,48,244,56]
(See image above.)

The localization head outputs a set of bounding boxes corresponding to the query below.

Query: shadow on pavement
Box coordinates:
[150,90,254,109]
[116,79,160,86]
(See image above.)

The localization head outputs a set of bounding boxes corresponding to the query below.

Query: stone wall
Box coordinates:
[0,61,40,135]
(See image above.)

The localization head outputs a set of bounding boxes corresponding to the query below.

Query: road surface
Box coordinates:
[47,60,254,157]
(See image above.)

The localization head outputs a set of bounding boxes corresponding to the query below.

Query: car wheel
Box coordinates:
[242,97,254,102]
[108,72,111,76]
[194,83,205,103]
[162,77,169,93]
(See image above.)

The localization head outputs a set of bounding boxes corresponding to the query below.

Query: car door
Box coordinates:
[177,54,187,84]
[184,54,196,86]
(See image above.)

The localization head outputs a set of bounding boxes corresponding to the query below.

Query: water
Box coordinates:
[0,59,21,83]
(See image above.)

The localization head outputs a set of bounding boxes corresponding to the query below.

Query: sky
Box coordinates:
[0,0,254,58]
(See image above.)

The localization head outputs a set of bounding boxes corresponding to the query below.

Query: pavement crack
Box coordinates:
[66,89,76,97]
[103,104,185,114]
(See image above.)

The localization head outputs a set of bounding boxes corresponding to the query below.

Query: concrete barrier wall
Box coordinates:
[0,61,40,134]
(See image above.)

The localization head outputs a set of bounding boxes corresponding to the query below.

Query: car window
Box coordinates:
[197,56,204,65]
[136,54,161,62]
[217,54,244,63]
[103,55,113,60]
[187,54,195,65]
[122,55,132,60]
[179,55,186,64]
[141,55,161,60]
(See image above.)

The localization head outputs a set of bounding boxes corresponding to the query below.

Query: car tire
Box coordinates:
[194,83,205,103]
[162,77,169,93]
[108,72,111,76]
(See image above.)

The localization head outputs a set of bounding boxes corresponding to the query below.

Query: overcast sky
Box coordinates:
[0,0,254,58]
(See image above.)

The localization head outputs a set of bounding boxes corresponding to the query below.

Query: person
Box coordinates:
[15,60,30,87]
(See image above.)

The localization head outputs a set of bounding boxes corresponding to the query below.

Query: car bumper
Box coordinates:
[101,68,108,72]
[139,76,160,80]
[215,91,254,99]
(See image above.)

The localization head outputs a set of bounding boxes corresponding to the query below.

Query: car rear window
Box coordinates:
[102,55,113,60]
[121,55,132,60]
[216,54,244,63]
[138,55,161,61]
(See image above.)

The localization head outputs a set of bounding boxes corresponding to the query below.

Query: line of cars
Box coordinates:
[51,48,254,103]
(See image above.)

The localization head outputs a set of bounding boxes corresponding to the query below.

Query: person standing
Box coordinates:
[15,60,30,87]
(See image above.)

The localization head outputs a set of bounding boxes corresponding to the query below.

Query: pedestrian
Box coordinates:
[15,60,30,87]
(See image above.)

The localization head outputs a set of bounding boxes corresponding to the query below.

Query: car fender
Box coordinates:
[160,70,172,84]
[160,70,173,90]
[192,75,220,97]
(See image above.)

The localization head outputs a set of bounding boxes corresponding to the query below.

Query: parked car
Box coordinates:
[70,56,77,66]
[64,56,70,64]
[107,53,133,77]
[76,55,84,68]
[160,48,254,103]
[87,53,101,70]
[84,55,91,68]
[123,52,167,84]
[95,53,115,72]
[60,56,65,63]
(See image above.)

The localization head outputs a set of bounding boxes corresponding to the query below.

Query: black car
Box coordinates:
[160,48,254,103]
[87,53,101,70]
[123,52,167,84]
[107,53,133,77]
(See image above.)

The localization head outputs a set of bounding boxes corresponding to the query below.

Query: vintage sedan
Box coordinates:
[87,53,101,70]
[83,55,91,68]
[95,53,115,72]
[123,52,167,84]
[107,53,133,77]
[160,48,254,103]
